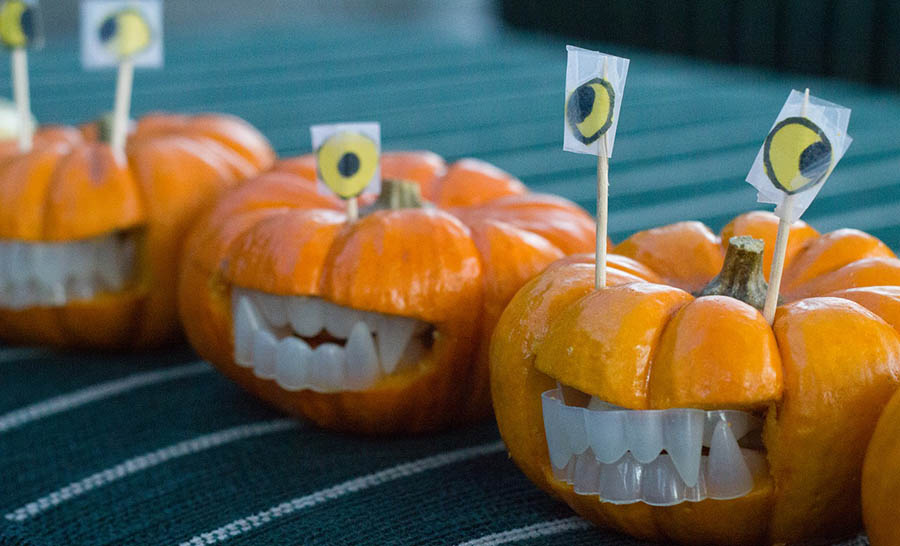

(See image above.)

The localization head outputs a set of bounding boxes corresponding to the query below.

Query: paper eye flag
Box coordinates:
[311,123,381,199]
[563,45,629,157]
[81,0,163,69]
[746,89,851,222]
[0,0,40,49]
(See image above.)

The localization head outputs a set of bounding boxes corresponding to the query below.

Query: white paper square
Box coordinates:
[563,45,629,158]
[746,90,851,222]
[310,122,381,198]
[80,0,163,69]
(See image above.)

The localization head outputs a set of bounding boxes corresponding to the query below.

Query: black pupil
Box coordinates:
[799,141,830,180]
[99,17,116,42]
[337,152,360,178]
[567,84,595,124]
[20,8,32,40]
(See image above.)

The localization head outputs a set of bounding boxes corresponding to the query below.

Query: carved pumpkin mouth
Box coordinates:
[542,383,769,506]
[0,230,139,310]
[231,287,436,393]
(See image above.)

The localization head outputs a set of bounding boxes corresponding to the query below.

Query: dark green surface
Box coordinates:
[2,19,898,545]
[500,0,900,88]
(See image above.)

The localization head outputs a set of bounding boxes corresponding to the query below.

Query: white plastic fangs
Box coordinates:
[232,287,431,393]
[0,233,136,310]
[542,387,767,506]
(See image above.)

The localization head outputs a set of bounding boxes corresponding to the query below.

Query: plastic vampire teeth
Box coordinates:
[0,232,136,309]
[542,387,768,506]
[232,287,432,393]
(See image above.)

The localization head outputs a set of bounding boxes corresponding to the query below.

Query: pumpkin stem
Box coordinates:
[96,112,117,144]
[699,236,769,310]
[362,179,431,214]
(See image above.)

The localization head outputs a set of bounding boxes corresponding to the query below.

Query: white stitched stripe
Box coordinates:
[0,362,212,434]
[456,517,592,546]
[0,347,52,364]
[4,419,299,522]
[178,440,506,546]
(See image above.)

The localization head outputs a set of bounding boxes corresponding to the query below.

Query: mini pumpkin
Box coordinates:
[0,113,275,348]
[862,371,900,546]
[177,151,596,434]
[491,210,900,545]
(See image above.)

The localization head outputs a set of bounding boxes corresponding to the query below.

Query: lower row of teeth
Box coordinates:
[542,388,767,506]
[0,234,135,309]
[232,288,430,393]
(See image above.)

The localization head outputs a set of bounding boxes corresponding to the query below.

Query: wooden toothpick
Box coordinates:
[110,57,134,164]
[11,46,31,152]
[594,57,610,290]
[346,197,359,222]
[763,88,809,324]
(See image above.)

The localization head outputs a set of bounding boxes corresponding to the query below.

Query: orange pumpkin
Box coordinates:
[862,375,900,546]
[491,211,900,545]
[0,113,275,348]
[177,151,596,434]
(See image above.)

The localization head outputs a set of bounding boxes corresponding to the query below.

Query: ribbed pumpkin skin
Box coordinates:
[490,211,900,545]
[0,113,275,348]
[862,383,900,546]
[177,151,597,435]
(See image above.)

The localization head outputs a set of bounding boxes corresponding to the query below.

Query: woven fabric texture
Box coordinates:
[2,18,898,545]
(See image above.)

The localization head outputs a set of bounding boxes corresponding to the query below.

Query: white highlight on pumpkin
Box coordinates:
[11,47,32,152]
[0,232,137,310]
[542,387,766,506]
[178,440,506,546]
[4,419,299,522]
[232,287,431,393]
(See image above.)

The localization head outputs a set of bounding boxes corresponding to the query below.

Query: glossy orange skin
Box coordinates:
[491,211,900,545]
[862,384,900,546]
[178,151,596,435]
[0,114,275,348]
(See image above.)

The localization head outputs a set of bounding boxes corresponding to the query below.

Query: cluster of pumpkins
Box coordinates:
[2,105,900,546]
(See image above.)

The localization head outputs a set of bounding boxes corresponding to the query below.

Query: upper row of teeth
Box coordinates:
[0,235,135,309]
[542,387,763,497]
[232,288,430,393]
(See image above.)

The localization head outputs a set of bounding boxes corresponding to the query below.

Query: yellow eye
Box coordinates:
[316,132,379,199]
[0,0,33,48]
[99,8,152,59]
[763,117,833,194]
[565,78,615,144]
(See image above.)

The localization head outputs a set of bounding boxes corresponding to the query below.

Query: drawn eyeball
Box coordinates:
[99,8,152,59]
[0,0,34,49]
[316,132,379,199]
[763,116,833,194]
[565,77,615,144]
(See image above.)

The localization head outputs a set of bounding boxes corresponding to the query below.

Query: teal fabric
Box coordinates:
[2,19,899,545]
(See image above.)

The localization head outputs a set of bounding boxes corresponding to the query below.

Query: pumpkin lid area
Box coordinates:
[0,113,277,243]
[216,151,595,325]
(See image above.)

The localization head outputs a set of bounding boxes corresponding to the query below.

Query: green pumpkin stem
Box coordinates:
[361,179,431,214]
[96,112,117,144]
[699,236,769,310]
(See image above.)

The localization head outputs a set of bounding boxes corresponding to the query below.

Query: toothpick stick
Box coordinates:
[111,57,134,164]
[346,197,358,222]
[594,57,610,290]
[763,88,809,324]
[11,47,31,152]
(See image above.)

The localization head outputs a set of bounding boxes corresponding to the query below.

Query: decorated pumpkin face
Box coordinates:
[0,113,275,348]
[178,151,596,434]
[491,211,900,545]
